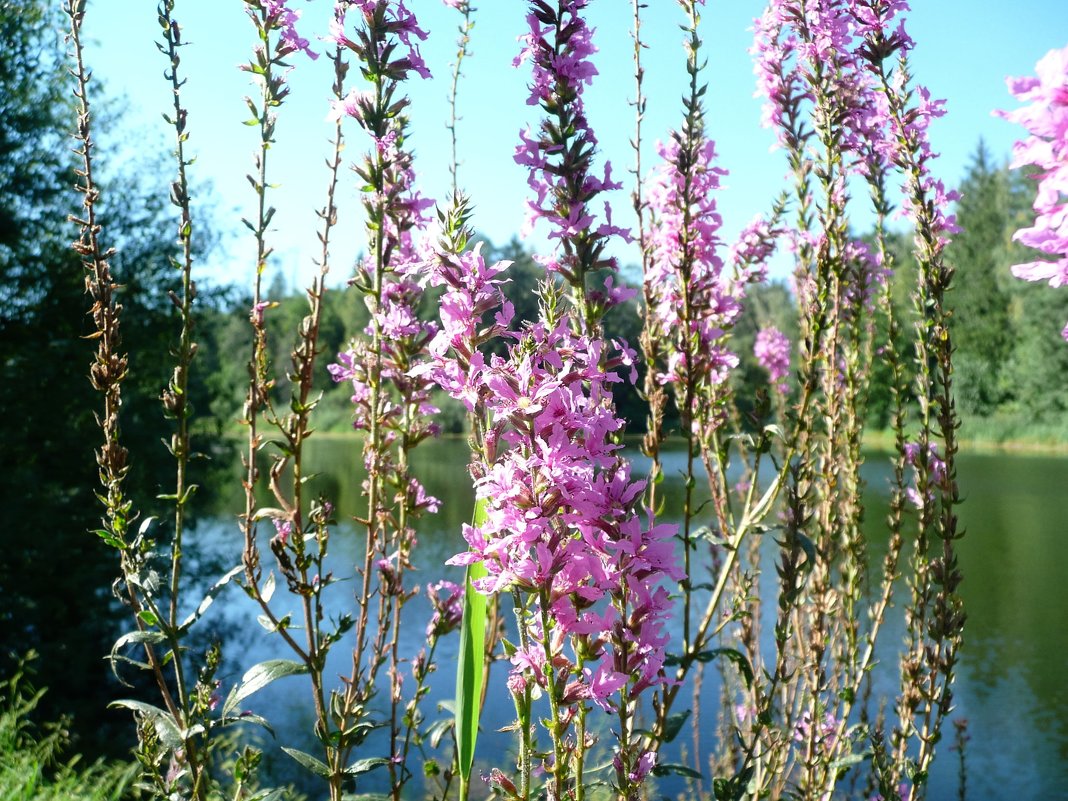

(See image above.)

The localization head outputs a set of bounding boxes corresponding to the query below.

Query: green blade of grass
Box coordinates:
[456,498,488,801]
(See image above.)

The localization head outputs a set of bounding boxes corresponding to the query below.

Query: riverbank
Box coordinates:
[302,424,1068,455]
[861,424,1068,455]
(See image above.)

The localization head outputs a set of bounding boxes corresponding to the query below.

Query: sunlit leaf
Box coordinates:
[223,659,307,718]
[456,498,489,799]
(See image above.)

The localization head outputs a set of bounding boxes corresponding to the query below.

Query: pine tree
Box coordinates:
[946,142,1013,417]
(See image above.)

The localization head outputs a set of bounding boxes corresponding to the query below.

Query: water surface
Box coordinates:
[190,438,1068,799]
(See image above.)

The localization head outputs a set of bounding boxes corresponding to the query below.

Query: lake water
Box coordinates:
[190,437,1068,800]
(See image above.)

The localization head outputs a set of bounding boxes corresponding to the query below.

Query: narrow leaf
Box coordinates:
[661,709,691,744]
[180,565,244,632]
[223,659,307,718]
[345,757,390,776]
[456,498,489,799]
[262,571,276,604]
[281,747,331,778]
[652,762,703,780]
[110,700,182,749]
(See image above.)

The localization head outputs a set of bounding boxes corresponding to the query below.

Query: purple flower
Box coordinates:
[902,440,947,508]
[426,580,463,638]
[997,44,1068,339]
[513,0,630,317]
[644,134,749,426]
[264,0,318,60]
[271,518,292,547]
[330,0,430,81]
[427,232,680,752]
[754,326,792,393]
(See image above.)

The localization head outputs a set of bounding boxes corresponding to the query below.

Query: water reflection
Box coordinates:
[189,437,1068,800]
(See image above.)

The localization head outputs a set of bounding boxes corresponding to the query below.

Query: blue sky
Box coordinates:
[81,1,1068,290]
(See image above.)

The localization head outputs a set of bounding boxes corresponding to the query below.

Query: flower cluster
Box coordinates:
[512,0,630,315]
[754,326,791,394]
[426,301,681,707]
[848,0,960,240]
[424,241,515,410]
[752,5,809,150]
[645,135,747,421]
[755,1,959,239]
[259,0,317,61]
[902,440,947,509]
[793,710,840,754]
[426,580,464,638]
[727,215,781,279]
[422,191,678,796]
[328,0,431,123]
[997,44,1068,340]
[842,238,891,315]
[329,161,438,459]
[326,0,442,628]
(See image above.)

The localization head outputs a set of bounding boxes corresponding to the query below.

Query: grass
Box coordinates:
[1,657,137,801]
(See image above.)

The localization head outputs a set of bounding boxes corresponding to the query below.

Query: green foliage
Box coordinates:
[947,143,1013,417]
[944,143,1068,437]
[455,501,489,799]
[0,657,137,801]
[857,141,1068,443]
[0,0,229,758]
[0,0,128,756]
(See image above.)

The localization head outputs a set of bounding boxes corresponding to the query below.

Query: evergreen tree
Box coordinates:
[1000,167,1068,429]
[946,142,1013,417]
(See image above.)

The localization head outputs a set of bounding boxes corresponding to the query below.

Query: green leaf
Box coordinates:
[706,648,755,689]
[112,629,167,651]
[281,747,331,778]
[830,752,866,772]
[180,565,244,632]
[261,571,276,604]
[219,712,274,736]
[661,710,691,744]
[426,717,453,749]
[345,757,390,776]
[108,630,168,686]
[456,498,489,799]
[223,659,307,718]
[652,762,703,780]
[109,700,182,749]
[796,532,817,566]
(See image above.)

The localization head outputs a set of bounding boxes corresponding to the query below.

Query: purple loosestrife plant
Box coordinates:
[423,206,680,801]
[735,3,964,798]
[634,6,784,781]
[997,43,1068,340]
[514,0,632,334]
[418,4,680,797]
[233,4,385,801]
[511,3,678,797]
[66,2,274,797]
[66,2,973,798]
[850,5,966,795]
[325,3,445,799]
[617,2,964,797]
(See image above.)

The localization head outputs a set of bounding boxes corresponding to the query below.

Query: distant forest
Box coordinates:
[192,143,1068,446]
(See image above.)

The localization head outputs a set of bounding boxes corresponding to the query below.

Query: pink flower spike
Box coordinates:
[999,43,1068,340]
